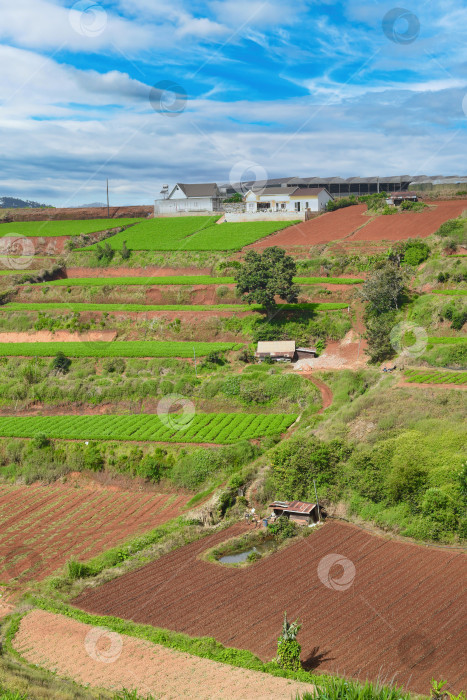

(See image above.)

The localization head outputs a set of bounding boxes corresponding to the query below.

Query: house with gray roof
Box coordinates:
[155,183,222,215]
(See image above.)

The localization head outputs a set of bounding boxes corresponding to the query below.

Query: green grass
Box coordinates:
[0,341,242,358]
[39,275,363,287]
[0,412,297,443]
[81,216,298,251]
[0,270,20,275]
[430,289,467,296]
[0,219,142,237]
[5,302,349,313]
[427,336,467,344]
[404,369,467,385]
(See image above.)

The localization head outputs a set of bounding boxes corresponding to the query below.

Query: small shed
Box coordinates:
[386,191,418,206]
[296,347,318,360]
[269,500,319,525]
[256,341,296,362]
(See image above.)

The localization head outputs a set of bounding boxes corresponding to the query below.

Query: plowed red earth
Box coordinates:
[0,483,190,592]
[248,200,467,248]
[74,521,467,695]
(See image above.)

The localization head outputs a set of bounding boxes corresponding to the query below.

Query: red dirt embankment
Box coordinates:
[14,609,315,699]
[248,200,467,248]
[74,520,467,696]
[0,330,117,343]
[66,267,212,278]
[2,206,153,222]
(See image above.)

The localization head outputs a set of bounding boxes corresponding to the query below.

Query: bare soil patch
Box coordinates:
[0,483,191,597]
[295,331,368,371]
[14,609,315,699]
[0,330,117,343]
[74,520,467,696]
[66,266,213,278]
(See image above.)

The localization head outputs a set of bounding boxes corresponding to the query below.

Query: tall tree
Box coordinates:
[235,247,299,312]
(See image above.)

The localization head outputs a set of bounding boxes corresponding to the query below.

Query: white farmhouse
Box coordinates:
[155,183,222,215]
[239,186,333,220]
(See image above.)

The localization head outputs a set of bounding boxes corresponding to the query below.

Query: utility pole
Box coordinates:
[193,346,197,378]
[106,179,110,217]
[313,478,321,523]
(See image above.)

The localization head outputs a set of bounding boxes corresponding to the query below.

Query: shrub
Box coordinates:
[32,432,50,449]
[67,559,92,579]
[84,445,104,472]
[276,612,302,671]
[51,351,71,374]
[268,515,297,540]
[121,240,131,260]
[104,357,126,374]
[403,241,430,266]
[246,550,261,562]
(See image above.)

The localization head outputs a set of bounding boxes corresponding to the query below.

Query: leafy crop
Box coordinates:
[0,412,297,444]
[0,341,242,358]
[80,216,296,251]
[0,218,141,237]
[40,275,363,287]
[6,302,349,312]
[404,369,467,385]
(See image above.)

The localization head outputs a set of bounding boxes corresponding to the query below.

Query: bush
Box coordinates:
[83,444,104,472]
[121,240,131,260]
[32,432,50,449]
[104,357,126,374]
[403,241,430,266]
[268,515,297,540]
[326,196,358,212]
[51,351,71,374]
[67,559,92,579]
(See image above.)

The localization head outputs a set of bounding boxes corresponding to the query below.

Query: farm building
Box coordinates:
[256,341,296,362]
[242,186,333,219]
[385,191,418,206]
[154,183,222,215]
[269,500,319,525]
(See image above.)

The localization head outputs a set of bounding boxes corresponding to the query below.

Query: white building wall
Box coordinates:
[155,196,218,214]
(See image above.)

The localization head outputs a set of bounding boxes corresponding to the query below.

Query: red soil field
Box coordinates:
[74,521,467,696]
[0,483,190,592]
[248,200,467,248]
[3,206,153,222]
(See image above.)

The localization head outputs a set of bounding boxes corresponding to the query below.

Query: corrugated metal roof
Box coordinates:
[176,183,219,197]
[290,188,326,197]
[257,341,295,353]
[269,500,316,515]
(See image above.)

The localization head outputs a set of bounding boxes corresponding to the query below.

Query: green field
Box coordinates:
[0,341,242,358]
[40,275,363,287]
[0,412,297,444]
[81,216,298,252]
[0,219,142,237]
[5,302,349,313]
[404,369,467,385]
[428,336,467,345]
[431,289,467,296]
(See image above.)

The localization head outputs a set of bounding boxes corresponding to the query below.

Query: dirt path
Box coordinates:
[14,609,315,700]
[300,373,333,412]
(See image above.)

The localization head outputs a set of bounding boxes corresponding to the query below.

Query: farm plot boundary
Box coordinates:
[0,412,297,444]
[5,302,349,313]
[39,276,364,287]
[0,219,142,237]
[0,341,243,358]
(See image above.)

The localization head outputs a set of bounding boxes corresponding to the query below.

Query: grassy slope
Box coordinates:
[0,219,142,237]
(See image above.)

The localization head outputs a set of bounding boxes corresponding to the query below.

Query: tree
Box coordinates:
[235,247,299,312]
[276,612,302,671]
[121,240,131,260]
[359,262,406,315]
[51,351,71,374]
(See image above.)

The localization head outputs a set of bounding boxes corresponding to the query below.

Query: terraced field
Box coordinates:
[404,369,467,385]
[0,412,297,444]
[39,275,364,286]
[81,217,297,251]
[74,520,467,696]
[0,219,141,237]
[0,340,242,357]
[5,302,349,313]
[0,483,190,590]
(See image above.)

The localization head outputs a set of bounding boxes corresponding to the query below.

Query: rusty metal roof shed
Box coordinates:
[269,500,317,515]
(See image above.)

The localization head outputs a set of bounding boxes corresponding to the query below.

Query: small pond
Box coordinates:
[218,539,276,564]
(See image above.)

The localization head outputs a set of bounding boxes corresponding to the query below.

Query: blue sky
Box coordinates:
[1,0,467,204]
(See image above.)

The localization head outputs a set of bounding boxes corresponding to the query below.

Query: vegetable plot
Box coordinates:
[0,341,242,358]
[404,369,467,385]
[0,413,297,444]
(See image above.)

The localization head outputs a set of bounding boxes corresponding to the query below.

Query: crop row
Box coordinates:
[0,218,142,237]
[41,276,363,287]
[427,336,467,345]
[5,302,349,313]
[404,370,467,385]
[0,413,297,444]
[81,217,297,252]
[0,341,243,358]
